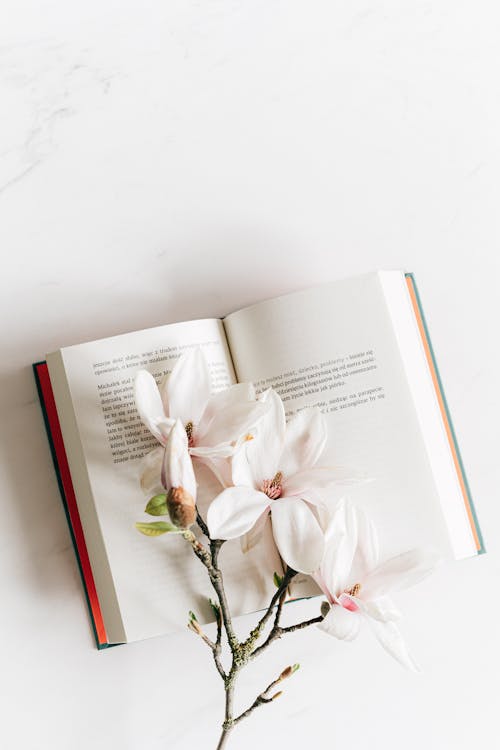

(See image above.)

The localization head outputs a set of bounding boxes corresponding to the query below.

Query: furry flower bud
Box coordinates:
[167,486,196,529]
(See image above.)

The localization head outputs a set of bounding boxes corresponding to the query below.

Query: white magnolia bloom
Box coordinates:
[134,348,266,494]
[314,500,437,671]
[207,389,351,574]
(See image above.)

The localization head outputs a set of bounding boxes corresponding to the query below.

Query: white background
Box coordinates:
[1,2,499,748]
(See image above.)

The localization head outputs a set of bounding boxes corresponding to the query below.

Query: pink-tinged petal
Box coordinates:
[338,593,361,612]
[232,388,286,486]
[280,408,327,476]
[134,370,174,444]
[353,505,380,578]
[207,487,270,540]
[240,510,270,553]
[318,604,360,641]
[139,446,165,495]
[365,617,421,672]
[166,348,211,425]
[362,549,438,600]
[161,419,197,499]
[318,499,358,596]
[311,569,332,601]
[270,498,325,574]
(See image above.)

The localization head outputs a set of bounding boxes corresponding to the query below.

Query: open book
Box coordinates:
[34,271,483,648]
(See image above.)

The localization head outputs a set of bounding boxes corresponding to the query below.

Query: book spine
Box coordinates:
[33,360,113,648]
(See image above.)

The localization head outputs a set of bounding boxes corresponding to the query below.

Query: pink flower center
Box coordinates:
[261,471,283,499]
[337,583,362,612]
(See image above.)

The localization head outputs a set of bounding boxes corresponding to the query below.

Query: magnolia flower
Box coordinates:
[313,500,437,671]
[134,348,266,493]
[162,419,197,528]
[207,389,351,574]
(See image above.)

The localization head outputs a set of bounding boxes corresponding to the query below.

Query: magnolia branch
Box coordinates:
[185,513,324,750]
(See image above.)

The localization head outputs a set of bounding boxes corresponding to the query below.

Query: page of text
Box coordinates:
[224,273,453,565]
[52,319,282,642]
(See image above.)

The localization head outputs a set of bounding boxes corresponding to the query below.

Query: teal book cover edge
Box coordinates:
[405,273,485,555]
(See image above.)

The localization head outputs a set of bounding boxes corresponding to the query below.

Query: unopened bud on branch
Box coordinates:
[321,600,331,618]
[167,486,196,529]
[187,619,203,636]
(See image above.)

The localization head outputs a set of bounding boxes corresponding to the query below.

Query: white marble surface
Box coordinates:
[1,2,499,748]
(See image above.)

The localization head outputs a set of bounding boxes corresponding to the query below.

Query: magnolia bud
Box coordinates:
[187,619,203,636]
[321,600,331,617]
[167,486,196,529]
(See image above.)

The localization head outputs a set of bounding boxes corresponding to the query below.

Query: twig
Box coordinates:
[242,567,297,652]
[233,665,296,726]
[251,615,324,660]
[182,530,238,649]
[216,687,235,750]
[196,508,210,538]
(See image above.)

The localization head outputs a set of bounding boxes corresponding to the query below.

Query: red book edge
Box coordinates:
[33,361,110,649]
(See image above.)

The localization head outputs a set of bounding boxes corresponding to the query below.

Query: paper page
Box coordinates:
[48,318,282,643]
[224,272,455,578]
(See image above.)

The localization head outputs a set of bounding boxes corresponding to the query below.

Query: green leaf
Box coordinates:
[273,571,283,588]
[145,494,168,516]
[292,663,300,673]
[135,521,179,537]
[188,610,198,622]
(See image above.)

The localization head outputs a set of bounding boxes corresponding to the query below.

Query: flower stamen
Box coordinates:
[185,421,194,447]
[262,471,283,500]
[346,583,362,597]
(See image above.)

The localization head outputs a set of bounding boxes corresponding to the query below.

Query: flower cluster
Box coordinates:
[134,348,436,671]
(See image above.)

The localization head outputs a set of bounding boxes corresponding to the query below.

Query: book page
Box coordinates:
[224,272,455,578]
[48,318,282,643]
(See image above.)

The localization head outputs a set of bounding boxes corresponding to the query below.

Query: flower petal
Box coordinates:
[318,604,360,641]
[165,348,211,425]
[198,382,256,428]
[282,467,350,499]
[139,446,165,495]
[207,487,270,540]
[270,498,325,573]
[315,499,358,596]
[134,370,173,444]
[198,401,269,448]
[366,617,420,672]
[362,549,438,600]
[360,596,402,623]
[354,505,380,577]
[280,408,327,476]
[240,510,270,553]
[161,419,197,499]
[232,388,286,486]
[189,443,235,459]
